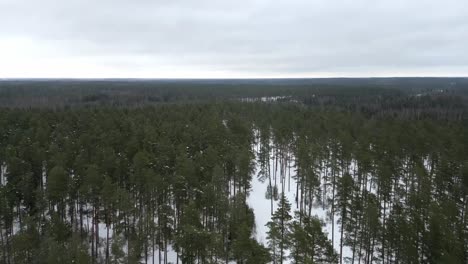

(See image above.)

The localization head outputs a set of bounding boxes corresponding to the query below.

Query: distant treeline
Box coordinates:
[1,78,468,121]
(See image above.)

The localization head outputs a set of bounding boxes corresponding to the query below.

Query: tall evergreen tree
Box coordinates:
[266,194,292,264]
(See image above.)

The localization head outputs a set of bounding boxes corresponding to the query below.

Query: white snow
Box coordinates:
[1,162,7,186]
[247,138,354,263]
[145,244,178,264]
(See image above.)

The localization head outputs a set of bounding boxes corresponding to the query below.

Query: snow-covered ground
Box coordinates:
[247,140,353,263]
[247,142,434,263]
[2,131,435,264]
[145,244,178,264]
[1,162,7,186]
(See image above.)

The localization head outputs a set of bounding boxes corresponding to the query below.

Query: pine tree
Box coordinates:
[288,212,338,263]
[335,172,355,264]
[266,193,292,264]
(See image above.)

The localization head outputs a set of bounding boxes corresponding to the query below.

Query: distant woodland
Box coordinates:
[0,78,467,263]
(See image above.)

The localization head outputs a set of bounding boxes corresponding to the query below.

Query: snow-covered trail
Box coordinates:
[247,141,353,263]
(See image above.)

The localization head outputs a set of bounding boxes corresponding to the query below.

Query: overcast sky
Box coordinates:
[0,0,467,78]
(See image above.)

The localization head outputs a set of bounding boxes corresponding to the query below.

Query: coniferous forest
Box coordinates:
[0,78,467,264]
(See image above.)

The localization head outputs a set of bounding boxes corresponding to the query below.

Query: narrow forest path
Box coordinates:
[248,141,353,263]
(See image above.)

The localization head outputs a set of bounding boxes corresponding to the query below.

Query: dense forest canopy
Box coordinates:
[1,78,468,114]
[0,78,467,264]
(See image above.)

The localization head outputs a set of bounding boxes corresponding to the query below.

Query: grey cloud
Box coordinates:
[0,0,467,77]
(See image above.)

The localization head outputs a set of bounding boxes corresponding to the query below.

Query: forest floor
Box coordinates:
[247,141,353,264]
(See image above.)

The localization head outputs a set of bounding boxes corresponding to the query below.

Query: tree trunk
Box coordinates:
[340,212,345,264]
[0,226,7,264]
[95,206,99,260]
[106,212,110,264]
[331,165,336,249]
[91,206,95,264]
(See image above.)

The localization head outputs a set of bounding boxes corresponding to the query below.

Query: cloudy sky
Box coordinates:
[0,0,467,78]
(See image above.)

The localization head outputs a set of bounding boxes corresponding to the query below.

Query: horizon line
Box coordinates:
[2,76,468,81]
